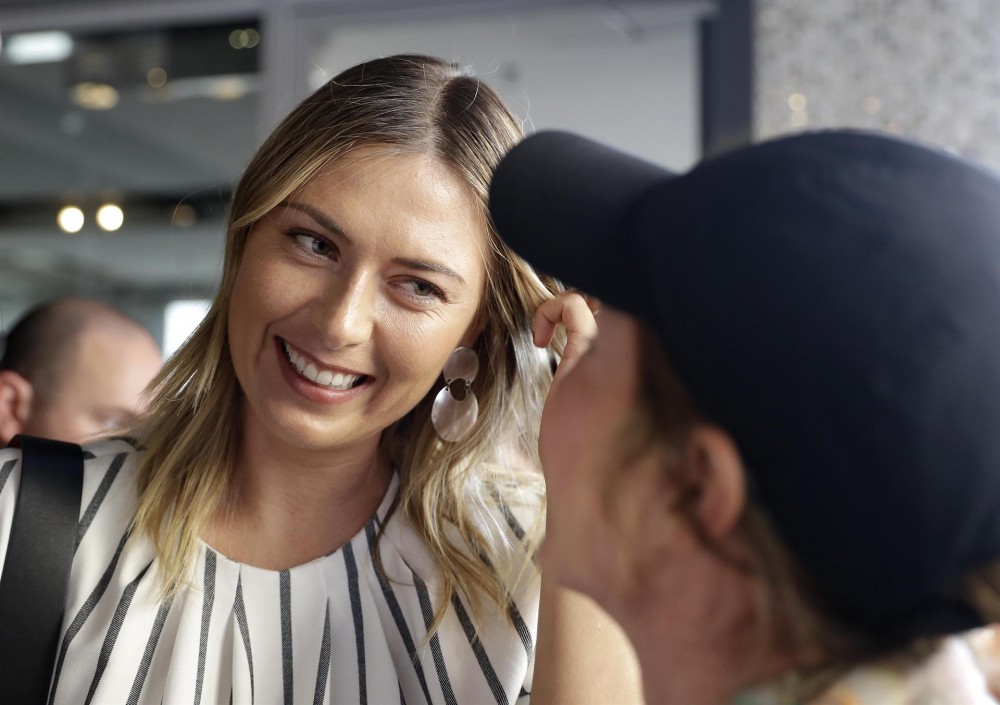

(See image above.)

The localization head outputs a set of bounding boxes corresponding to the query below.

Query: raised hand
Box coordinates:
[533,291,599,384]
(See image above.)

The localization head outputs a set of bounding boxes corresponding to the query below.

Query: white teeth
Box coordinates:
[282,341,362,391]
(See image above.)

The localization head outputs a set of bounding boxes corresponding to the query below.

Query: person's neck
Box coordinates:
[614,553,799,705]
[203,423,392,570]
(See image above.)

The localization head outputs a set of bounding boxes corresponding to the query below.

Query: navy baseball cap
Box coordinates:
[489,130,1000,641]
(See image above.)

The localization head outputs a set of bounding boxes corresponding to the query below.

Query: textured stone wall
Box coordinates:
[755,0,1000,168]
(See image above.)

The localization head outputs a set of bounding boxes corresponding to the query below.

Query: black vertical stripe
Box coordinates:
[497,500,526,542]
[471,547,533,661]
[507,600,533,660]
[234,574,255,705]
[48,529,131,705]
[365,523,433,705]
[0,457,16,496]
[451,593,507,705]
[75,452,127,551]
[399,683,406,705]
[280,570,293,705]
[343,541,367,705]
[472,548,533,659]
[411,569,457,705]
[194,549,218,705]
[312,601,332,705]
[126,594,174,705]
[84,560,153,705]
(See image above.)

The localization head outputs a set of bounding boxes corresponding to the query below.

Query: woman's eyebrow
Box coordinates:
[392,257,467,285]
[280,201,350,240]
[280,200,466,284]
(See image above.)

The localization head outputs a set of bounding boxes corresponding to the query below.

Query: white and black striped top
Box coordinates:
[0,439,538,705]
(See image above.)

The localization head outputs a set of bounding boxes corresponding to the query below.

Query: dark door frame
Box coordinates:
[701,0,754,156]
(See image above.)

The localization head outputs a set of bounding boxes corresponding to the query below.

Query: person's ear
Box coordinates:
[0,370,32,445]
[683,424,747,539]
[617,426,746,595]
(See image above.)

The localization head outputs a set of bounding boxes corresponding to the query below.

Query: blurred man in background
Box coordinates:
[0,298,162,445]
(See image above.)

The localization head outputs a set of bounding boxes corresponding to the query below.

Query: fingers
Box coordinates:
[534,292,597,348]
[534,292,599,381]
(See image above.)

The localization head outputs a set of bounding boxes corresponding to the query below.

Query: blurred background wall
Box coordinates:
[1,0,994,355]
[756,0,1000,166]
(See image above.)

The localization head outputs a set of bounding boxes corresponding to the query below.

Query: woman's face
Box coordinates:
[538,306,646,599]
[228,148,488,455]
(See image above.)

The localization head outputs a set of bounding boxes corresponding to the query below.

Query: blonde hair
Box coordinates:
[132,55,558,625]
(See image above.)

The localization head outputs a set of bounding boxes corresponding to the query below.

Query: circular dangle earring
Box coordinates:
[432,347,479,442]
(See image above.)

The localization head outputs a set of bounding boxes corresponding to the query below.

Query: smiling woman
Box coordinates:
[0,55,641,704]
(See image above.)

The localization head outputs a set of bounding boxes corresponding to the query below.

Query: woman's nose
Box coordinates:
[310,272,376,349]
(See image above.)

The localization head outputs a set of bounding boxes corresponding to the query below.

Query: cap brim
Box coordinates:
[489,131,674,315]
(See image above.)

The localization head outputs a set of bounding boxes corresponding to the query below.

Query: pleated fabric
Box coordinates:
[0,439,537,705]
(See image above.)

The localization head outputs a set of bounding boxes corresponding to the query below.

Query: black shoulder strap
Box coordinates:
[0,435,84,704]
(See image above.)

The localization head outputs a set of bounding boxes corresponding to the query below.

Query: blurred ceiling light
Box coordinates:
[70,82,119,110]
[228,28,260,50]
[96,204,124,232]
[787,93,808,112]
[143,74,260,103]
[209,76,249,101]
[147,67,168,88]
[4,31,74,64]
[57,206,85,234]
[172,203,197,227]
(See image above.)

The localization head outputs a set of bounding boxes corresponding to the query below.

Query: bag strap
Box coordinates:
[0,435,84,704]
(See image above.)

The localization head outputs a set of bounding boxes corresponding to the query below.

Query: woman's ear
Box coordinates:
[683,425,747,539]
[0,370,33,445]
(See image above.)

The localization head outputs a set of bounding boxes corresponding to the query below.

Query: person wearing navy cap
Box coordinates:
[489,130,1000,704]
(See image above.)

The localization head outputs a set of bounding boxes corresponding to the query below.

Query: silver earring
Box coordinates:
[432,347,479,442]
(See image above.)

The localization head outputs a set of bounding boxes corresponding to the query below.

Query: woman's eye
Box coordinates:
[293,233,335,258]
[401,279,445,301]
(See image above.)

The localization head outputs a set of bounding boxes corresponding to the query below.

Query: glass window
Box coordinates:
[163,298,211,357]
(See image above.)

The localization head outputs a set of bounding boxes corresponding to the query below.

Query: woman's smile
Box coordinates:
[273,337,376,408]
[280,338,369,391]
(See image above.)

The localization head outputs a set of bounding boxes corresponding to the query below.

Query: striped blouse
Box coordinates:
[0,439,538,705]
